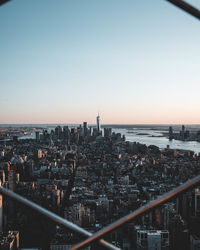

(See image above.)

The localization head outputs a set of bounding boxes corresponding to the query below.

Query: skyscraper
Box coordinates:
[83,122,88,137]
[0,170,5,183]
[8,170,16,192]
[169,126,173,140]
[35,131,40,141]
[195,188,200,217]
[96,113,101,132]
[181,125,185,140]
[137,230,169,250]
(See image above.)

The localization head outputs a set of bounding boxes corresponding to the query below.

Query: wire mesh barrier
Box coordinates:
[0,175,199,249]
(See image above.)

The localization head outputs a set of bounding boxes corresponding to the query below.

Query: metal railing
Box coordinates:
[166,0,200,20]
[1,0,200,20]
[71,175,200,249]
[0,186,120,250]
[0,0,10,6]
[0,175,199,250]
[0,0,200,248]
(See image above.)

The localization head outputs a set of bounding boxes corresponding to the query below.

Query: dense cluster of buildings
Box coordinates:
[0,116,199,249]
[0,127,36,141]
[169,125,200,142]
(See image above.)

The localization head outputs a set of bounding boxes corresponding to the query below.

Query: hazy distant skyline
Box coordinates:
[0,0,200,124]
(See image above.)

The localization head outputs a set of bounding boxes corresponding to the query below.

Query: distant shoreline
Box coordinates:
[0,124,200,129]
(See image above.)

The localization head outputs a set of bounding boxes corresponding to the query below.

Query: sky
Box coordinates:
[0,0,200,124]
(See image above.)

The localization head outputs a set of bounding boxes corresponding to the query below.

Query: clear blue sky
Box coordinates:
[0,0,200,124]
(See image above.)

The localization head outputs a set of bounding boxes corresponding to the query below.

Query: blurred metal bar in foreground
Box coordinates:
[0,187,119,250]
[0,0,11,6]
[72,175,200,250]
[166,0,200,19]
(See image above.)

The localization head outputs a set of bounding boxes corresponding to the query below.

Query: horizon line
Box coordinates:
[0,123,200,126]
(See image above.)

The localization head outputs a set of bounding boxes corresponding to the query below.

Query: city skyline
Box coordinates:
[1,0,200,124]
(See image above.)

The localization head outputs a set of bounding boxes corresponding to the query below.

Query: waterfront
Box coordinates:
[22,125,200,154]
[113,128,200,154]
[1,124,200,154]
[1,121,199,249]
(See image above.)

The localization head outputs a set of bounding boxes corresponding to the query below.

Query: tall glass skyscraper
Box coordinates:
[96,113,100,132]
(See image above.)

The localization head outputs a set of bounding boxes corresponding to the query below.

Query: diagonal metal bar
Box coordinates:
[1,0,200,20]
[0,0,11,6]
[71,175,200,250]
[1,0,199,20]
[0,187,120,250]
[166,0,200,19]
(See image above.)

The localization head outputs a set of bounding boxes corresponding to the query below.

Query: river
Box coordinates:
[113,128,200,154]
[1,124,200,154]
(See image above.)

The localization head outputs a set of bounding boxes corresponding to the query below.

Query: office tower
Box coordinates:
[169,126,173,140]
[190,235,200,250]
[63,126,70,140]
[8,170,16,192]
[52,189,61,207]
[185,130,190,139]
[104,128,112,138]
[96,113,101,132]
[181,125,185,140]
[137,230,169,250]
[35,131,40,141]
[16,173,20,183]
[92,128,98,137]
[0,170,5,183]
[161,203,175,230]
[195,188,200,217]
[63,126,68,132]
[37,149,43,159]
[83,122,88,137]
[169,215,189,250]
[55,126,62,139]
